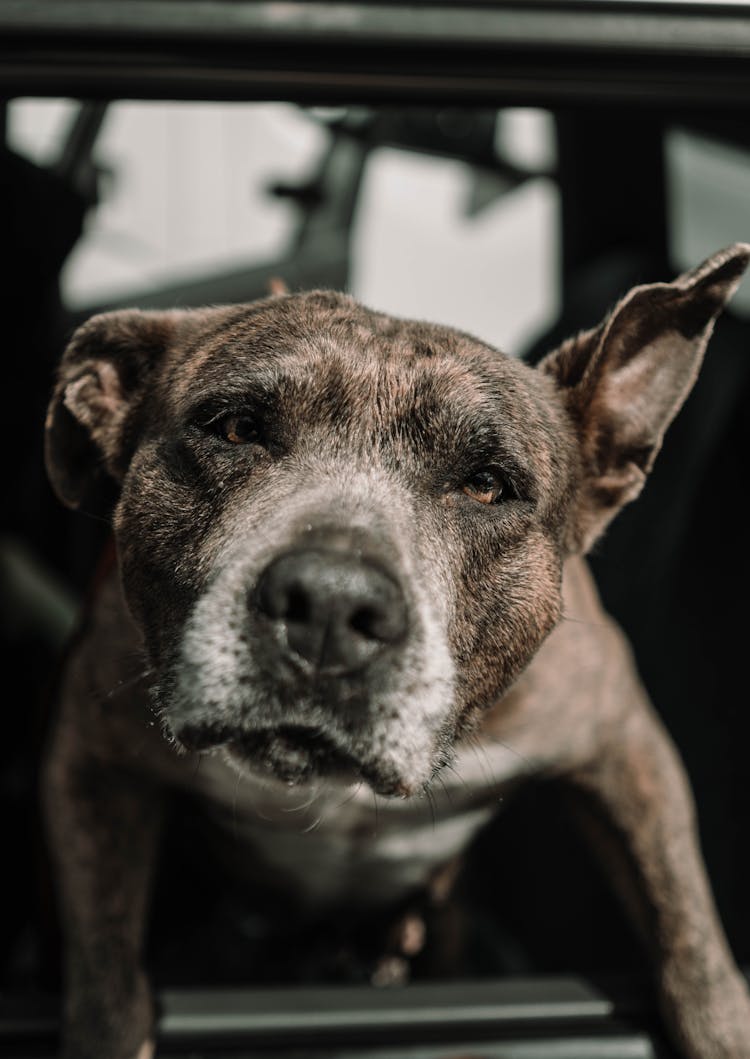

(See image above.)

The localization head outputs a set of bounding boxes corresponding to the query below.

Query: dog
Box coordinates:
[43,244,750,1059]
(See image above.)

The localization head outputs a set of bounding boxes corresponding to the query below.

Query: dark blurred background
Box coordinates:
[2,3,750,1053]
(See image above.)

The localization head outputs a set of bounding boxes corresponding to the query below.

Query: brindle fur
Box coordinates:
[44,245,750,1059]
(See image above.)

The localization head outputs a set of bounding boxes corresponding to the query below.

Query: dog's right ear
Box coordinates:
[539,243,749,552]
[45,309,182,512]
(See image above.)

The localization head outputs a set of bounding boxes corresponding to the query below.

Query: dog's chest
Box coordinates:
[191,742,522,907]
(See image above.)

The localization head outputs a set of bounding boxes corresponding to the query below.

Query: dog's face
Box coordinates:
[115,299,575,796]
[46,247,748,796]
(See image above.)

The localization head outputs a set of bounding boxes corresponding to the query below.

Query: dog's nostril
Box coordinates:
[350,605,378,638]
[349,604,403,644]
[286,586,311,624]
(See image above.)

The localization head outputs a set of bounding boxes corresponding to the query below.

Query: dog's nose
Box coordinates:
[255,549,408,674]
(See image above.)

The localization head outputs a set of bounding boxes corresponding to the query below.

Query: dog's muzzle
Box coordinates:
[171,543,424,792]
[254,548,408,675]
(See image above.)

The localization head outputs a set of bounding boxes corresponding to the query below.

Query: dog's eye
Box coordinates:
[462,469,511,505]
[217,414,259,445]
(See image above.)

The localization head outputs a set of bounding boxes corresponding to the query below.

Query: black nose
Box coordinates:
[255,549,408,674]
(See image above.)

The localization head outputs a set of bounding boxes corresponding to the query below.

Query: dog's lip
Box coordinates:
[176,723,418,797]
[227,724,362,784]
[229,730,418,798]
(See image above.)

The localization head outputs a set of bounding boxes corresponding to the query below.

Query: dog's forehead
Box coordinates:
[166,292,546,415]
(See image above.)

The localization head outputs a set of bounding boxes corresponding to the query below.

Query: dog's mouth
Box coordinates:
[175,719,415,795]
[226,724,361,786]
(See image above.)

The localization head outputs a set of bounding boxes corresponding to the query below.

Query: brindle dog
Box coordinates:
[44,245,750,1059]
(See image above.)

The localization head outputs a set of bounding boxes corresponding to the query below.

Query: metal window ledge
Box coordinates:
[2,1,750,108]
[0,975,678,1057]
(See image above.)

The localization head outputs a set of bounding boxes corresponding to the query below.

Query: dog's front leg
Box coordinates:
[570,694,750,1058]
[44,750,164,1059]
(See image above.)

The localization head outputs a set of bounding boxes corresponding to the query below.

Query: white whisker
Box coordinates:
[334,781,363,810]
[282,787,321,813]
[301,811,325,834]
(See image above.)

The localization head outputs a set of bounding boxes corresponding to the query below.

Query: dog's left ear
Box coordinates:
[45,309,185,513]
[540,243,750,553]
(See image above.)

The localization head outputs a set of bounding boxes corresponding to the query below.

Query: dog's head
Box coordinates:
[46,246,748,796]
